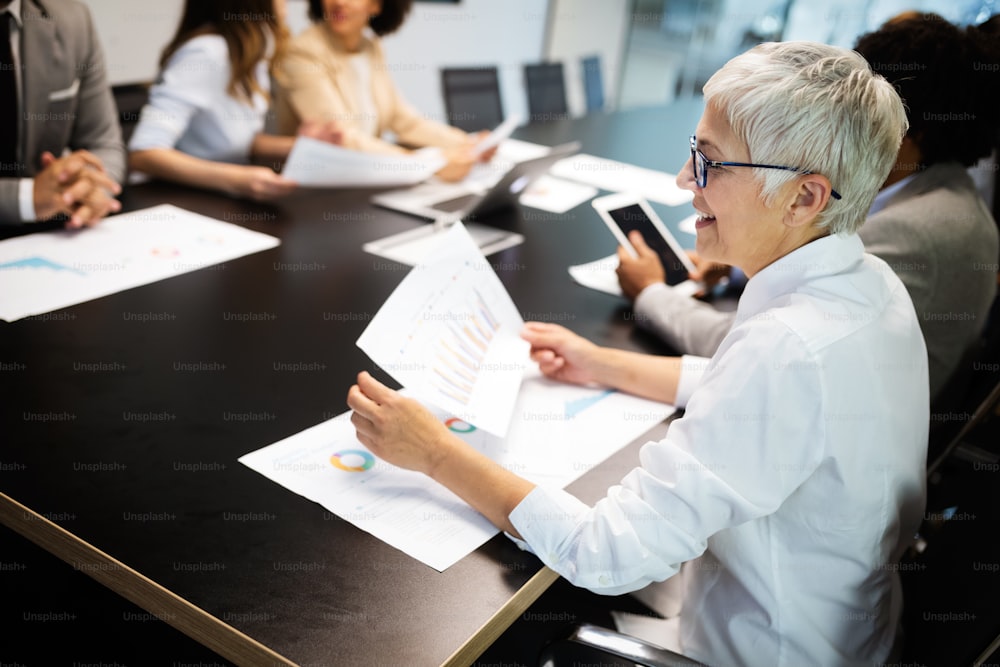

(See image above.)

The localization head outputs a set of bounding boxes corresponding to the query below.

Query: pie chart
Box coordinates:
[330,449,375,472]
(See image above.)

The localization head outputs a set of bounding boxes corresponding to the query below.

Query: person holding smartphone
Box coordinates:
[616,12,1000,404]
[348,41,926,666]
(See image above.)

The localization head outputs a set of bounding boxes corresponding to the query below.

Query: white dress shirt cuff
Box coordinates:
[506,486,589,562]
[675,355,710,408]
[19,178,36,222]
[634,281,670,311]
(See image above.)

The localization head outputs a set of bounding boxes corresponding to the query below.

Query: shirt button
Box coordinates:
[599,575,610,585]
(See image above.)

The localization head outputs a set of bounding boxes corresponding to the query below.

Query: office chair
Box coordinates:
[111,82,149,145]
[440,66,503,133]
[928,287,1000,468]
[581,55,605,113]
[539,623,707,667]
[524,62,569,122]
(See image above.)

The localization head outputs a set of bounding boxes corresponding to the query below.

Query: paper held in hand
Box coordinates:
[356,221,530,437]
[282,137,446,187]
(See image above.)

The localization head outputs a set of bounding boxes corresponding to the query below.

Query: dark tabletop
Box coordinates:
[0,99,706,666]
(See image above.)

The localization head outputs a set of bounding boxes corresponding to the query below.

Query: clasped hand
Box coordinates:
[33,150,122,228]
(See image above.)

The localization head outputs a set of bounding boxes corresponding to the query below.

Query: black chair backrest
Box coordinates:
[111,83,150,145]
[440,67,503,133]
[524,62,568,122]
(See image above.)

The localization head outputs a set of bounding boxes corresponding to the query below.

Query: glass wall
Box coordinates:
[618,0,998,108]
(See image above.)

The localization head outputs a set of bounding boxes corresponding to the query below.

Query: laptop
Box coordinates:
[370,141,581,221]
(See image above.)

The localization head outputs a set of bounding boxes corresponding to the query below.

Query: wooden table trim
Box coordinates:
[0,492,297,667]
[441,565,560,666]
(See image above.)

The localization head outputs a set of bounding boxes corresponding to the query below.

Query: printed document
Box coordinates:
[282,137,445,187]
[0,204,279,321]
[239,369,674,571]
[357,222,529,437]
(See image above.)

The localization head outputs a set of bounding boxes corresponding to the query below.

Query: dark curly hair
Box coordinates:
[308,0,413,36]
[855,12,1000,167]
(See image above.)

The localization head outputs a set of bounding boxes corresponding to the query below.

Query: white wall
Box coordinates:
[83,1,184,85]
[544,0,632,115]
[379,0,550,126]
[83,0,550,126]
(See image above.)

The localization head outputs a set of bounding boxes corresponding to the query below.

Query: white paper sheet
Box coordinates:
[494,138,552,163]
[519,175,598,213]
[362,222,524,266]
[550,154,694,207]
[473,114,523,157]
[568,253,624,297]
[238,369,674,571]
[282,137,445,187]
[357,222,529,437]
[0,204,279,321]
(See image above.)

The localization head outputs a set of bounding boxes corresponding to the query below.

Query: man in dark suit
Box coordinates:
[1,0,124,231]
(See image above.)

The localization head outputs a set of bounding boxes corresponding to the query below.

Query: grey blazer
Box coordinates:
[0,0,125,224]
[633,162,999,402]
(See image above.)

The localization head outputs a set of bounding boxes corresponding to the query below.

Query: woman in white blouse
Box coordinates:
[347,42,929,666]
[129,0,339,199]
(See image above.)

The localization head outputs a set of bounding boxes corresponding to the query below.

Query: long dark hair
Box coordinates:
[160,0,288,102]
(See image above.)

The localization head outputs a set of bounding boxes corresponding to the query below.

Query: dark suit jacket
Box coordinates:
[0,0,125,224]
[862,162,998,399]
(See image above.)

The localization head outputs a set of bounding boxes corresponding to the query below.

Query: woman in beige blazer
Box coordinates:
[274,0,487,181]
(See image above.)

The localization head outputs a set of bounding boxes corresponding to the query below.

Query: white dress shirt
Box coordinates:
[510,233,928,667]
[3,0,36,221]
[128,35,268,165]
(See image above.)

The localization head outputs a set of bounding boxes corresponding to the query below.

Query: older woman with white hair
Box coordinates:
[347,41,927,667]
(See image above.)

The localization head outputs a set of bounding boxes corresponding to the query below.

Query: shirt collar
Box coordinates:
[2,0,23,27]
[868,173,917,217]
[734,233,865,322]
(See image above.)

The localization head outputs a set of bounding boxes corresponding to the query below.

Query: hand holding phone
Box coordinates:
[592,193,701,296]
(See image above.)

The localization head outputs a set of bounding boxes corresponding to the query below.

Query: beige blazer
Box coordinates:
[272,24,467,155]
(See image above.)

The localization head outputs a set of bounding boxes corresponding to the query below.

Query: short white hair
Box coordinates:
[703,41,907,235]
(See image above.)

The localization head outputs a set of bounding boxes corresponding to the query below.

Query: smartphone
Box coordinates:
[591,192,698,288]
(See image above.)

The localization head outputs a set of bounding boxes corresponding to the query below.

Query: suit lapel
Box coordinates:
[20,0,62,169]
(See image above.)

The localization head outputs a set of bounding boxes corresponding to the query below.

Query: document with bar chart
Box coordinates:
[356,222,529,437]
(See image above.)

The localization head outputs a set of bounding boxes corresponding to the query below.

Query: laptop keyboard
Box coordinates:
[432,193,481,213]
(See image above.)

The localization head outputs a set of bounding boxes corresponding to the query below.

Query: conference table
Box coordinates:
[0,98,706,666]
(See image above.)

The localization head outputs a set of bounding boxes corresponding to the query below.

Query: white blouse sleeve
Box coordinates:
[508,322,827,595]
[128,36,231,152]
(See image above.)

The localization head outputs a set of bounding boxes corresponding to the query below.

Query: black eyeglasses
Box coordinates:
[689,135,842,200]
